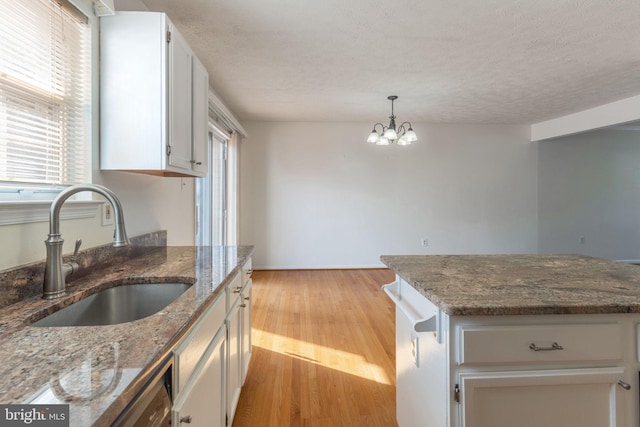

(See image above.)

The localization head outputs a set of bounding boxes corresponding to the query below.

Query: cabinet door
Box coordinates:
[174,293,226,395]
[240,280,252,384]
[167,24,193,171]
[459,368,627,427]
[100,12,167,171]
[191,56,209,176]
[227,300,242,426]
[172,328,226,427]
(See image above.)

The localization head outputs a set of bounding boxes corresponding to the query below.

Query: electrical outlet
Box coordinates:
[411,333,419,367]
[421,237,429,247]
[102,202,114,226]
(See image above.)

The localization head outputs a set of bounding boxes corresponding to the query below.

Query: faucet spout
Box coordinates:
[43,184,129,299]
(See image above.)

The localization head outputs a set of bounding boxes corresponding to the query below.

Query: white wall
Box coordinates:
[98,172,196,245]
[240,122,538,269]
[538,129,640,261]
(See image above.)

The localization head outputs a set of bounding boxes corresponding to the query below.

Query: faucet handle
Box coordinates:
[71,239,82,262]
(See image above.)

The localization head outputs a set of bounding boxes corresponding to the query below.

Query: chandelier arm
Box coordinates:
[371,122,387,133]
[397,121,413,135]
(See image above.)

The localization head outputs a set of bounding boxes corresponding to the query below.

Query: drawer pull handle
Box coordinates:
[529,342,563,352]
[246,269,253,275]
[240,303,247,308]
[180,415,193,423]
[618,380,631,391]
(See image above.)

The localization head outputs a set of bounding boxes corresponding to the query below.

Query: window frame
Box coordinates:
[0,0,99,224]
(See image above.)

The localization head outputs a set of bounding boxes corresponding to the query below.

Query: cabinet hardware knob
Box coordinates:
[246,269,253,275]
[180,415,193,423]
[244,297,250,300]
[189,160,203,165]
[618,380,631,391]
[233,289,241,294]
[240,303,247,308]
[529,342,563,352]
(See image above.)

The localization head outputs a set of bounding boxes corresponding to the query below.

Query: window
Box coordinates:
[0,0,91,197]
[196,122,229,246]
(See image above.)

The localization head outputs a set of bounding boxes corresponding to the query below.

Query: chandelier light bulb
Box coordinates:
[367,130,380,144]
[397,134,411,145]
[377,136,390,145]
[404,129,417,142]
[383,127,398,140]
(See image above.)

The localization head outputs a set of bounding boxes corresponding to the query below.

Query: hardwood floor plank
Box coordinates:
[232,269,397,427]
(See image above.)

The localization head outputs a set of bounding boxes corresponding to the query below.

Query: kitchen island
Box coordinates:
[381,254,640,427]
[0,236,253,426]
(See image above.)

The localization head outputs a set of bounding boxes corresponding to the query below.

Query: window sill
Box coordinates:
[0,200,101,226]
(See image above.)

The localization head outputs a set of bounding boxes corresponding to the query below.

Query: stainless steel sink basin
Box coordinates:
[31,283,191,327]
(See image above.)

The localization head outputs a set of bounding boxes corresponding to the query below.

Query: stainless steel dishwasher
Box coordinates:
[111,355,173,427]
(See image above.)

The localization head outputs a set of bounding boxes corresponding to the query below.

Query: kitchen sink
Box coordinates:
[31,283,191,327]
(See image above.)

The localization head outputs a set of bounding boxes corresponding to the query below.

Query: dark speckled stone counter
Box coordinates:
[0,244,253,426]
[380,254,640,316]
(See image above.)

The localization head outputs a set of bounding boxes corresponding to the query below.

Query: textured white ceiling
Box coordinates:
[129,0,640,125]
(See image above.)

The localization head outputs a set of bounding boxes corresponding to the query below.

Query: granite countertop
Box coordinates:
[380,254,640,316]
[0,244,254,426]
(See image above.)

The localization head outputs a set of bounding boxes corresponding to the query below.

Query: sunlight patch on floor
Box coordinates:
[253,328,392,385]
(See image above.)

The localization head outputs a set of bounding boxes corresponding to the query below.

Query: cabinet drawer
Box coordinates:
[458,323,623,365]
[174,292,226,392]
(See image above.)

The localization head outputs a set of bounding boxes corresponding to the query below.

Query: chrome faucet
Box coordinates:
[43,184,129,299]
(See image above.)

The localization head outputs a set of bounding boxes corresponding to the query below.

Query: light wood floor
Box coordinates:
[232,269,398,427]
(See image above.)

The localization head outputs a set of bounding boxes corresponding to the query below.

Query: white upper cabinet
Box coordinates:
[191,56,209,175]
[100,12,209,177]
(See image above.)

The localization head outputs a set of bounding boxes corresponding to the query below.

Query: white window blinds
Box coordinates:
[0,0,90,189]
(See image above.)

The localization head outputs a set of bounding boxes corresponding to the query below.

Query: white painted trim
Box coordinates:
[0,200,101,226]
[530,94,640,141]
[93,0,115,16]
[208,88,248,138]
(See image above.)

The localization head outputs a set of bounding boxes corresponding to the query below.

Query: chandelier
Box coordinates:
[367,96,417,146]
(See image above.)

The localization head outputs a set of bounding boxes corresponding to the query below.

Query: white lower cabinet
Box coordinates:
[459,368,626,427]
[454,321,631,427]
[227,267,253,426]
[172,327,226,427]
[389,277,638,427]
[173,258,253,427]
